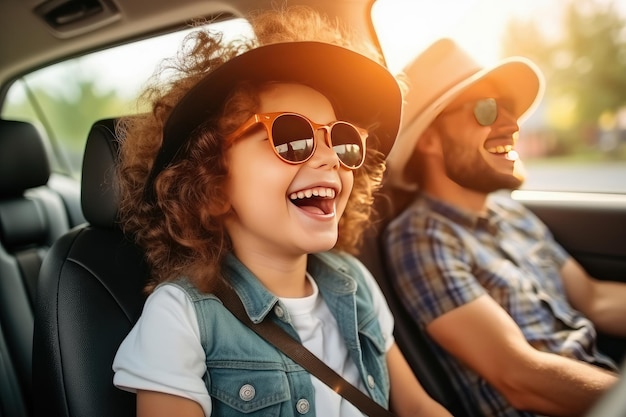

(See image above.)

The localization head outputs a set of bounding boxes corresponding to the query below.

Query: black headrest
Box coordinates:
[0,198,48,250]
[81,118,121,228]
[0,120,50,196]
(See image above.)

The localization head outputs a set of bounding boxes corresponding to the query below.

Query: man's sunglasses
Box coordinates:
[441,97,512,126]
[226,112,368,170]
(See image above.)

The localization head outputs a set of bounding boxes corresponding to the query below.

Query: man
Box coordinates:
[383,38,626,417]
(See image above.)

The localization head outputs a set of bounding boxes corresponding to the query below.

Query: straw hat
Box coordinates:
[386,38,545,189]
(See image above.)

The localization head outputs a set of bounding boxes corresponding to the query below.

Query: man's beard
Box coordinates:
[441,138,524,193]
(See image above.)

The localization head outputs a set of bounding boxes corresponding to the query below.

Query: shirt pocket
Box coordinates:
[359,315,386,354]
[208,366,290,416]
[358,315,390,401]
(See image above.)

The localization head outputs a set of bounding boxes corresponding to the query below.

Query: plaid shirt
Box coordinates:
[384,191,618,417]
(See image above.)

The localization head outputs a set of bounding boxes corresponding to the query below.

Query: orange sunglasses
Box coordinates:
[227,112,368,169]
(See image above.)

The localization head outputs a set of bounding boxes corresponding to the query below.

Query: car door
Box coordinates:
[516,190,626,363]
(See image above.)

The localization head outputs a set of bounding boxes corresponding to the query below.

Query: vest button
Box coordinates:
[367,374,375,389]
[274,305,285,318]
[239,384,256,401]
[296,398,310,414]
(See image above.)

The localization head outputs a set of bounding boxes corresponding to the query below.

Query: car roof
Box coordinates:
[0,0,378,94]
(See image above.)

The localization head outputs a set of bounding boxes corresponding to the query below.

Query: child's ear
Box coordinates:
[201,193,232,219]
[214,200,232,216]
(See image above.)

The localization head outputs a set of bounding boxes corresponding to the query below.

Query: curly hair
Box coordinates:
[117,6,388,293]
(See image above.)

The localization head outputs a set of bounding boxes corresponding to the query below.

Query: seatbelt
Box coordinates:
[213,280,396,417]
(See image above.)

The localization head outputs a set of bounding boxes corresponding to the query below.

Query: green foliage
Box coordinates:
[5,76,138,176]
[501,0,626,158]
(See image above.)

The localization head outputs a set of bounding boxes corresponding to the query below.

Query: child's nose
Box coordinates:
[309,129,340,169]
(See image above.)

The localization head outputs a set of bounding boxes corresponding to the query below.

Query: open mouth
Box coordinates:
[289,187,336,215]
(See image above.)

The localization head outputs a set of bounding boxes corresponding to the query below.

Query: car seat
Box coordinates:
[0,119,77,417]
[32,118,148,417]
[357,185,482,416]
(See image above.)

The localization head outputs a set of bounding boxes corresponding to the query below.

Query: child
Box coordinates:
[112,6,452,417]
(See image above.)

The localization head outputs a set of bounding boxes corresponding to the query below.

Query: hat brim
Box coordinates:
[387,57,544,189]
[152,42,401,186]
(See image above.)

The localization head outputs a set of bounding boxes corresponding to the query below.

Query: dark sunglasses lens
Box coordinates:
[330,123,364,168]
[474,98,498,126]
[272,114,315,162]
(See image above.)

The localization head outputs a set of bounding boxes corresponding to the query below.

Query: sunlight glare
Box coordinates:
[372,0,564,74]
[372,0,476,72]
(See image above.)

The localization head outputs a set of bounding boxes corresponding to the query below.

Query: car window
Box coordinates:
[373,0,626,194]
[2,17,253,178]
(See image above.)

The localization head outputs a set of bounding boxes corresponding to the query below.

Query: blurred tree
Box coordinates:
[5,77,133,176]
[501,0,626,155]
[40,79,125,150]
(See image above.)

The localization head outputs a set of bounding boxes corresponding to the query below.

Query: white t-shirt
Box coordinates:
[113,263,394,417]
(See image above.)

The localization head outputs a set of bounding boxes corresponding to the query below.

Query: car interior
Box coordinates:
[1,0,625,416]
[0,115,88,417]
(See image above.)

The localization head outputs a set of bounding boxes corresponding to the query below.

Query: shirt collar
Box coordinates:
[222,251,356,323]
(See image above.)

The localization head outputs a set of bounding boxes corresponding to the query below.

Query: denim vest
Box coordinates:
[174,251,390,417]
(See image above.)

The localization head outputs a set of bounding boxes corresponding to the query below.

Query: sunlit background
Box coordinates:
[373,0,625,71]
[372,0,626,192]
[3,0,626,192]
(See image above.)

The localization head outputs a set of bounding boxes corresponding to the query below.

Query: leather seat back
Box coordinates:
[33,118,148,417]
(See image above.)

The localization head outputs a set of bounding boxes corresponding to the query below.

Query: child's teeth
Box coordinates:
[289,187,336,200]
